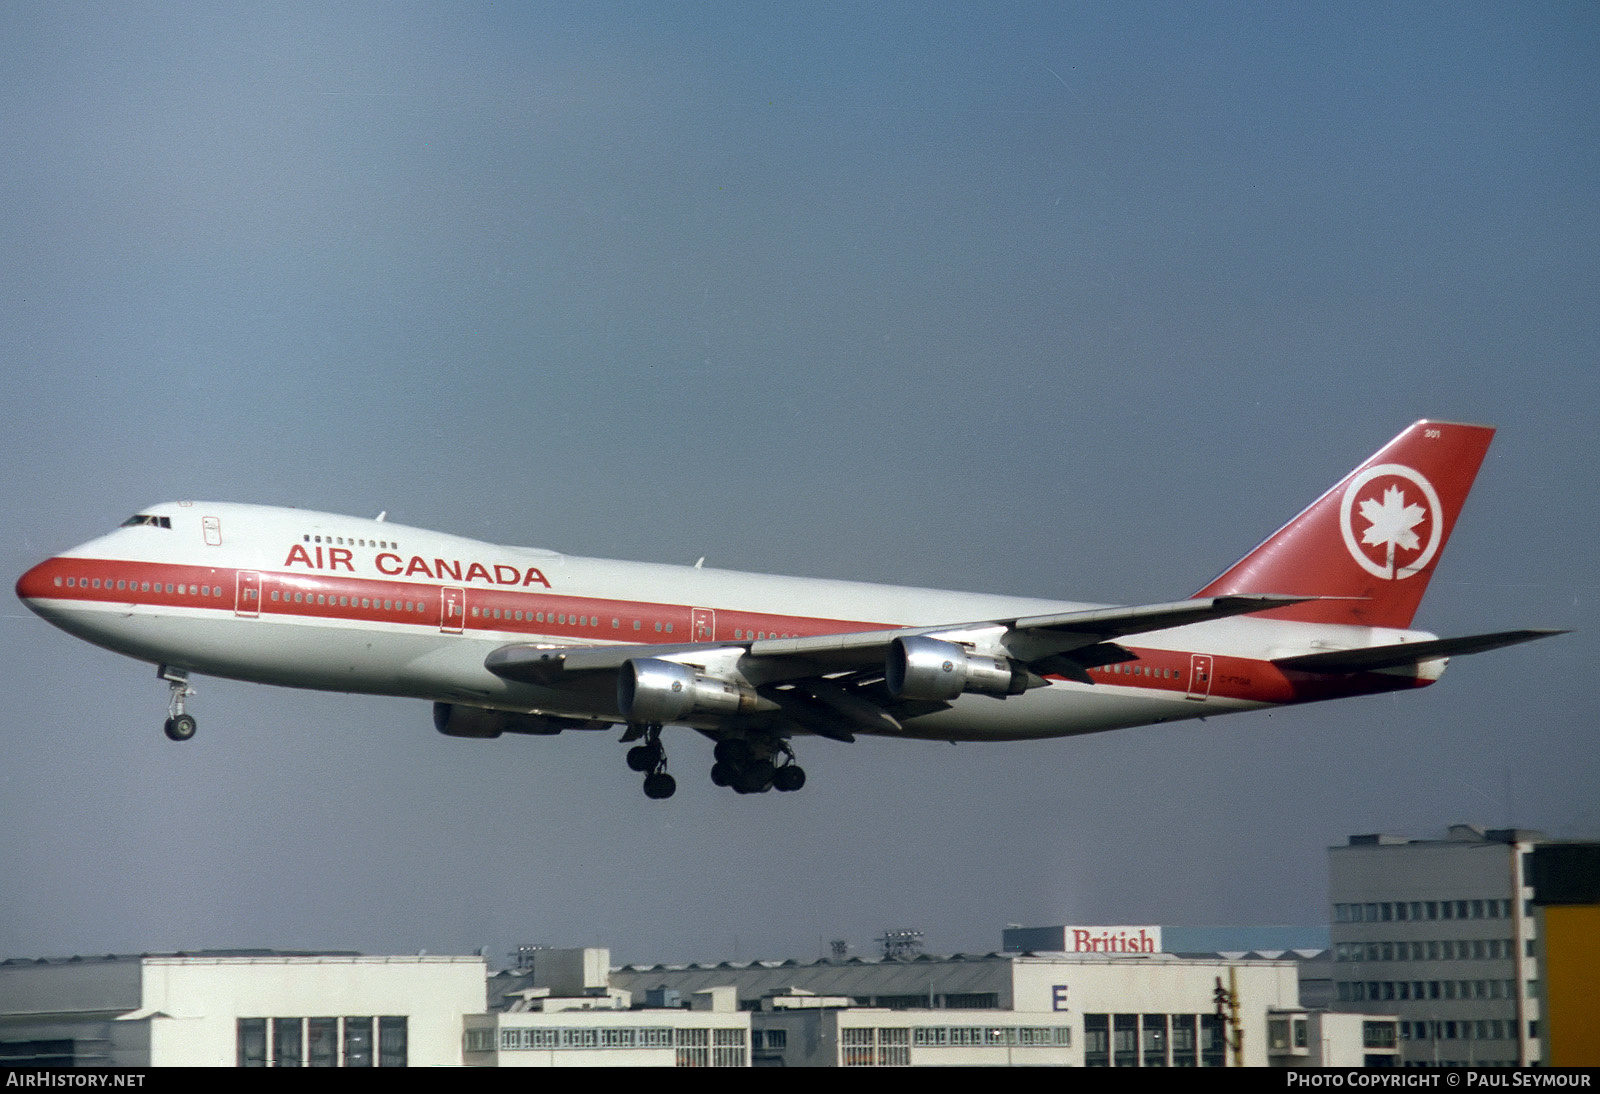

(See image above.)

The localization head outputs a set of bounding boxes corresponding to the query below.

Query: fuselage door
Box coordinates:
[202,516,222,546]
[692,607,715,642]
[441,586,465,634]
[1185,654,1213,700]
[235,570,261,618]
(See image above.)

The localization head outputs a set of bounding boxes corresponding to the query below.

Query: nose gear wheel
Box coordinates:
[159,665,197,742]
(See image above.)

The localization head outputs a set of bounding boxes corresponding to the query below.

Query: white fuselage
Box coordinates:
[16,502,1436,742]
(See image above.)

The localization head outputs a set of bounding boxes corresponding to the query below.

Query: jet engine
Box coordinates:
[617,658,762,723]
[885,635,1030,701]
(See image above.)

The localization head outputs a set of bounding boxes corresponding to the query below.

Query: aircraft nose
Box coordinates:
[16,557,61,610]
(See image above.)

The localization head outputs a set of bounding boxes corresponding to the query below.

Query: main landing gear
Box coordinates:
[622,722,676,800]
[619,726,809,798]
[710,737,805,795]
[159,665,197,742]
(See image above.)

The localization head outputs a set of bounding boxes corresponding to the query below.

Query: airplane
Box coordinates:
[15,419,1561,799]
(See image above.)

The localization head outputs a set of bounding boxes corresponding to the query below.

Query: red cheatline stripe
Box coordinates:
[18,556,877,644]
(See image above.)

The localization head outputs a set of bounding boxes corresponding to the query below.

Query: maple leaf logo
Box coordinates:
[1357,485,1427,578]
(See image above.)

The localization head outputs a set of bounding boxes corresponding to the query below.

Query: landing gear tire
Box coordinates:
[627,745,661,772]
[773,764,806,792]
[164,714,197,742]
[710,761,734,787]
[643,772,677,800]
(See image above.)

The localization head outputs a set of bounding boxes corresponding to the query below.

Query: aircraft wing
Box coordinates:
[483,593,1314,688]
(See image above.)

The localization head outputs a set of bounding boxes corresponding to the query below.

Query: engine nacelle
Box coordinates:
[617,658,760,724]
[885,635,1027,701]
[433,702,571,738]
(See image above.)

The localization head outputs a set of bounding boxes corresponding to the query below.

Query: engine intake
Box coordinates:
[885,635,1028,701]
[618,658,761,724]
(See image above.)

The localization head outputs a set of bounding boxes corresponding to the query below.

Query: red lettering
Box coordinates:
[522,567,550,588]
[376,552,402,576]
[315,546,324,569]
[464,562,492,583]
[1071,929,1091,952]
[434,558,461,581]
[328,548,354,572]
[285,545,315,569]
[494,564,520,585]
[405,556,434,578]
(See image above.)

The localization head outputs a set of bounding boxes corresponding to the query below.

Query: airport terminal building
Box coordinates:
[1,944,1397,1067]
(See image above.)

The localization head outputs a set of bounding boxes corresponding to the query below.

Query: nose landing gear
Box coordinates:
[159,665,197,742]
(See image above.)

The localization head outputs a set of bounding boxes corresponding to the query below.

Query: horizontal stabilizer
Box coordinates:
[1274,629,1566,674]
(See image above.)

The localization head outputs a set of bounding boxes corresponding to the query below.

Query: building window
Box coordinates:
[943,993,999,1009]
[675,1027,710,1068]
[1084,1015,1110,1067]
[343,1017,373,1067]
[1199,1015,1225,1067]
[378,1017,407,1067]
[238,1019,267,1067]
[308,1018,337,1067]
[710,1027,746,1068]
[1171,1015,1197,1066]
[1364,1022,1398,1049]
[1113,1014,1137,1067]
[841,1027,874,1066]
[1142,1014,1168,1066]
[273,1018,302,1067]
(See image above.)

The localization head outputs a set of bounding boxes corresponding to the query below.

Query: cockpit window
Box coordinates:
[120,514,172,529]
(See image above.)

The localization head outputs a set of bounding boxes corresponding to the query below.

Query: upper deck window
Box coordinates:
[120,514,172,529]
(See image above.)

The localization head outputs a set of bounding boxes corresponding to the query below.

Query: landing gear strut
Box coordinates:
[159,665,197,742]
[711,736,805,794]
[623,723,675,799]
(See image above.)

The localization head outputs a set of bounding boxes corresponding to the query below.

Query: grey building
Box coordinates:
[1328,825,1543,1067]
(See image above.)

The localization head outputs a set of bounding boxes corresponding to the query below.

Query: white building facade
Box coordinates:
[0,952,485,1067]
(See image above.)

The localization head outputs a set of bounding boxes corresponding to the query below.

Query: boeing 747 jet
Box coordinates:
[16,420,1559,798]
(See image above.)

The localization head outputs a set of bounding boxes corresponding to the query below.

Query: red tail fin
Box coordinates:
[1192,420,1495,628]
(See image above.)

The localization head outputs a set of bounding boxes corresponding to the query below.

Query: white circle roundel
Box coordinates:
[1338,463,1444,580]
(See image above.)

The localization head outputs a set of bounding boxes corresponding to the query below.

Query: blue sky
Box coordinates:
[2,3,1595,964]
